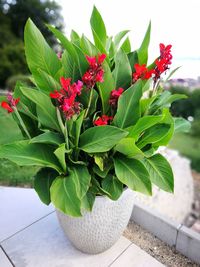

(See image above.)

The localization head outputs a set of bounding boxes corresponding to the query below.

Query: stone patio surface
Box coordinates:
[0,186,164,267]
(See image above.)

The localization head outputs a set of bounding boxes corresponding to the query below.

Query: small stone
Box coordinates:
[191,220,200,233]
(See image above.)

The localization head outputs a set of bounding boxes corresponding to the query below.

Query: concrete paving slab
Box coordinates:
[110,243,164,267]
[0,247,13,267]
[0,186,54,242]
[2,212,132,267]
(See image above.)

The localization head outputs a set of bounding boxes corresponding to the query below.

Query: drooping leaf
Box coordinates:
[113,80,143,128]
[34,168,58,205]
[113,49,132,89]
[54,144,67,173]
[0,140,62,173]
[81,190,95,211]
[102,175,123,200]
[173,117,191,134]
[137,21,151,64]
[79,125,128,153]
[115,137,144,158]
[50,175,81,217]
[114,156,152,195]
[30,132,64,145]
[24,19,61,87]
[20,87,60,131]
[143,153,174,192]
[36,69,61,93]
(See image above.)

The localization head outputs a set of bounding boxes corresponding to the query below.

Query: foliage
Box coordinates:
[6,74,33,91]
[0,7,187,217]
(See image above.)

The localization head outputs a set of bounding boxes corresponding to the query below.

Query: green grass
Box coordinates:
[0,159,40,187]
[169,133,200,172]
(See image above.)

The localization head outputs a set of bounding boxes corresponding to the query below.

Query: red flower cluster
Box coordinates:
[93,115,113,126]
[50,77,83,120]
[82,54,106,88]
[132,64,154,83]
[109,87,124,106]
[1,93,20,113]
[154,43,172,81]
[132,43,172,83]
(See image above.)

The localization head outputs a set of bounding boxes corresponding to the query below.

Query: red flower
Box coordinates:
[1,93,20,113]
[82,54,106,88]
[1,101,14,113]
[109,88,124,106]
[50,77,83,120]
[94,115,113,126]
[132,63,154,82]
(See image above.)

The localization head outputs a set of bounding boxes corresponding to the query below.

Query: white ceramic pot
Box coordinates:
[56,188,134,254]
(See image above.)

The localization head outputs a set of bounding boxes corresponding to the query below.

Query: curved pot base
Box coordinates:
[56,189,134,254]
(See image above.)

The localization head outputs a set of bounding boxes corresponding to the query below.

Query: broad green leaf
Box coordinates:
[78,89,98,116]
[0,108,23,145]
[20,87,60,131]
[115,137,144,158]
[79,125,128,153]
[72,44,88,76]
[54,144,67,172]
[113,49,132,89]
[80,35,98,56]
[137,21,151,64]
[71,110,85,147]
[114,30,129,50]
[50,175,81,217]
[90,6,107,46]
[97,62,115,113]
[143,153,174,192]
[140,96,157,115]
[127,114,164,141]
[81,190,95,211]
[173,117,191,134]
[102,175,123,200]
[34,168,58,205]
[137,123,170,149]
[128,51,138,72]
[30,132,64,145]
[62,50,80,82]
[0,140,62,173]
[165,94,187,105]
[114,156,152,195]
[69,165,91,199]
[34,68,61,93]
[94,155,104,171]
[121,37,131,53]
[70,30,80,44]
[93,163,112,178]
[24,19,61,86]
[113,80,143,128]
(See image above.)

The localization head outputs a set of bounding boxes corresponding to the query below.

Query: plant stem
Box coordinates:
[56,108,69,149]
[84,88,94,118]
[14,107,31,139]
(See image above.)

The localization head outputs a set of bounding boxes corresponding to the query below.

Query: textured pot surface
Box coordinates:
[56,188,134,254]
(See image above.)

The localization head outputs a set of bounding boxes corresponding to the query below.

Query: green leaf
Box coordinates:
[69,165,91,199]
[34,168,58,205]
[97,62,115,113]
[24,19,61,86]
[70,30,80,43]
[114,30,129,50]
[54,144,67,172]
[78,89,98,116]
[93,163,112,178]
[20,87,60,131]
[81,190,95,211]
[113,49,132,89]
[102,175,123,200]
[137,21,151,64]
[136,124,170,149]
[174,117,191,134]
[0,140,62,173]
[113,80,143,128]
[62,50,80,82]
[35,68,61,93]
[115,137,144,158]
[143,153,174,192]
[127,114,164,141]
[90,6,107,46]
[128,51,138,72]
[94,155,104,171]
[50,175,81,217]
[121,37,131,53]
[0,108,24,145]
[114,156,152,195]
[30,132,64,145]
[80,35,98,56]
[79,125,128,153]
[165,66,181,81]
[71,110,85,147]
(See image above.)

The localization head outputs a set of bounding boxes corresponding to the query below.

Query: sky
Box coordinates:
[58,0,200,79]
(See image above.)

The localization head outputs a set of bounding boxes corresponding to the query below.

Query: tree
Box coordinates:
[0,0,63,46]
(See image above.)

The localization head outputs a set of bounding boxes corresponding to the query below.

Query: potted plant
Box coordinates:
[0,6,190,254]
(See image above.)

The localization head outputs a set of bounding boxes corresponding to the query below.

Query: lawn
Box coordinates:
[169,133,200,172]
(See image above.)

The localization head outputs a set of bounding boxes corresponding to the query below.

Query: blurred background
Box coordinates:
[0,0,199,232]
